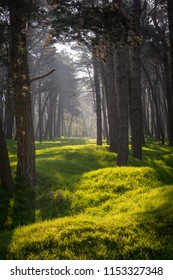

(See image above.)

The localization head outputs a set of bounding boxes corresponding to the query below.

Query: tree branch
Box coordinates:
[30,69,55,83]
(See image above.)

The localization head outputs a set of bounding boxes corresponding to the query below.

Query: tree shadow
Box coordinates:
[0,183,36,259]
[128,143,173,185]
[136,187,173,259]
[35,137,90,150]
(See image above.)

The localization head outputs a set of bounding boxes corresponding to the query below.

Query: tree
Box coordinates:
[130,0,144,159]
[48,0,130,153]
[93,60,102,146]
[167,0,173,145]
[116,47,129,165]
[0,116,14,192]
[9,0,36,185]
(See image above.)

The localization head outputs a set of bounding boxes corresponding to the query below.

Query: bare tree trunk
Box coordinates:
[44,91,58,140]
[116,48,129,166]
[57,93,63,138]
[142,63,165,144]
[36,92,51,138]
[0,93,4,128]
[38,87,43,142]
[167,0,173,145]
[68,115,73,137]
[163,48,173,145]
[0,117,14,192]
[9,6,36,185]
[102,86,109,144]
[5,87,14,140]
[131,0,144,159]
[104,53,119,152]
[93,60,102,146]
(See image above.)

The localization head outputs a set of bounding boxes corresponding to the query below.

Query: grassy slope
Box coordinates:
[0,138,173,259]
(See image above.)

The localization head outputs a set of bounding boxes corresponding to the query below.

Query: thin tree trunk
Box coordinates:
[38,88,43,142]
[93,60,102,146]
[142,63,165,144]
[102,86,109,144]
[0,93,4,128]
[57,93,63,138]
[167,0,173,145]
[163,47,173,145]
[104,54,119,152]
[68,115,73,137]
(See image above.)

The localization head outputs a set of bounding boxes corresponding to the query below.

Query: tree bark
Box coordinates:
[57,93,63,138]
[0,117,14,192]
[5,87,14,140]
[116,48,129,166]
[9,5,36,185]
[162,47,173,144]
[93,60,102,146]
[166,0,173,145]
[104,54,119,152]
[102,86,109,144]
[131,0,144,159]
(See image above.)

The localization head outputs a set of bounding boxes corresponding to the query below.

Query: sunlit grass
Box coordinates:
[0,137,173,259]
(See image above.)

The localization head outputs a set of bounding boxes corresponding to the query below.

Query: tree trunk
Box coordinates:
[131,0,143,159]
[5,88,14,140]
[93,60,102,146]
[57,93,63,138]
[38,89,43,142]
[9,6,36,185]
[102,86,109,144]
[0,117,14,192]
[163,47,173,145]
[68,115,73,137]
[142,63,165,144]
[0,93,4,128]
[165,1,173,145]
[116,48,129,166]
[104,54,119,152]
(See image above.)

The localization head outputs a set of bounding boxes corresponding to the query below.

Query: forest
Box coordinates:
[0,0,173,260]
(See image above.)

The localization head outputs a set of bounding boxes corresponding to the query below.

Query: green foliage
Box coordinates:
[48,0,131,52]
[0,138,173,259]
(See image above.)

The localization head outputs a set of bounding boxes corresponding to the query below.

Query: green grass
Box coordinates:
[0,137,173,259]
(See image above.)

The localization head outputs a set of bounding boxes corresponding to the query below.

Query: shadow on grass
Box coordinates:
[35,140,173,221]
[128,143,173,185]
[132,176,173,260]
[0,183,36,259]
[2,138,173,259]
[35,146,115,220]
[35,137,90,150]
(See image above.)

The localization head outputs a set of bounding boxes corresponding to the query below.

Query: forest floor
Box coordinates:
[0,138,173,259]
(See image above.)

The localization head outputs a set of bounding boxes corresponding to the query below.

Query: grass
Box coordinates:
[0,137,173,259]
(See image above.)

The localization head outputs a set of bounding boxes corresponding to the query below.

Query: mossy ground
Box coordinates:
[0,138,173,259]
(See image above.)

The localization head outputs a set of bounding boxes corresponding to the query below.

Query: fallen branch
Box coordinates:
[30,69,55,83]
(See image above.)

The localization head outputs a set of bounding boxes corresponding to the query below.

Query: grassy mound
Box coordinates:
[0,138,173,259]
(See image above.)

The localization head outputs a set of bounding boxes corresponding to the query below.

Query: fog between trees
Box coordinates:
[0,0,173,187]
